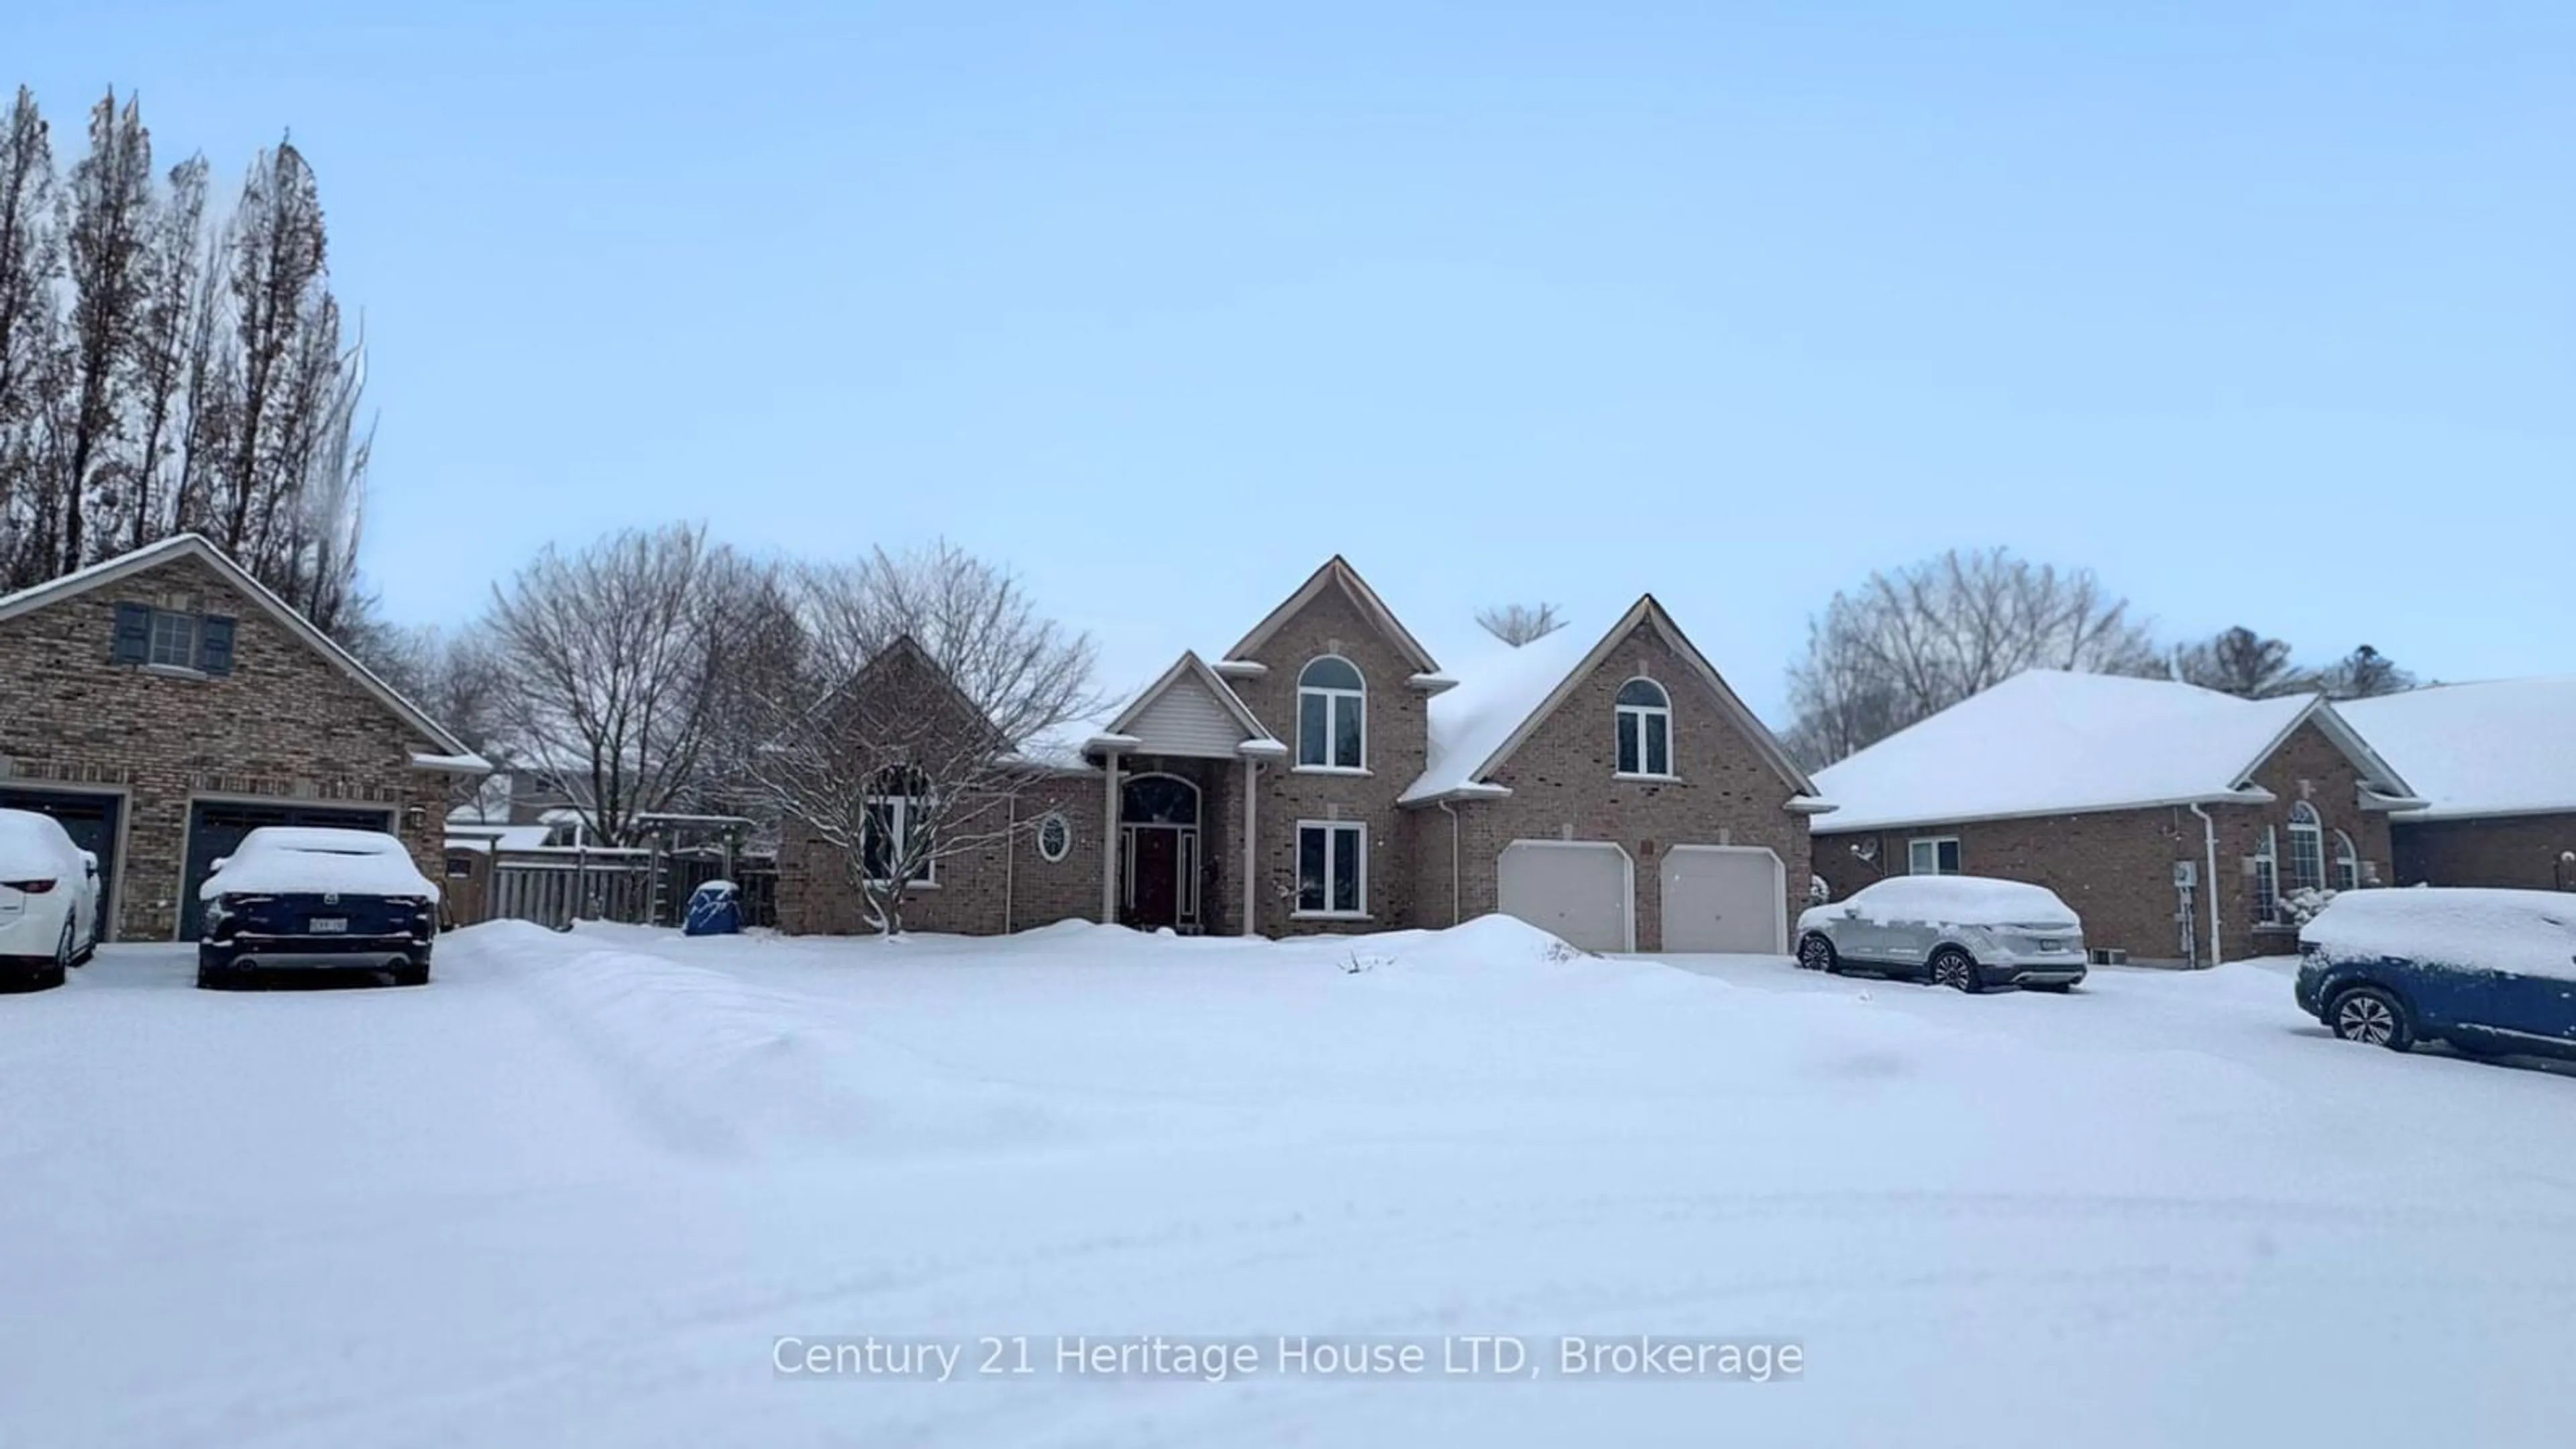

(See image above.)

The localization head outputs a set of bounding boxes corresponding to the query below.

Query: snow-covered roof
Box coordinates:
[445,822,558,852]
[2338,678,2576,821]
[0,534,484,765]
[1401,597,1819,807]
[1811,670,2408,833]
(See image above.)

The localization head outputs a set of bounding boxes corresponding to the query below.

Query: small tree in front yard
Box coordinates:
[740,543,1102,934]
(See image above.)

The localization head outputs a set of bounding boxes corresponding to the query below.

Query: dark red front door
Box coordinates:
[1129,829,1181,928]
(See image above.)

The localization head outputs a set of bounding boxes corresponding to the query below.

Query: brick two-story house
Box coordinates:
[1810,671,2424,964]
[0,535,488,942]
[777,557,1828,951]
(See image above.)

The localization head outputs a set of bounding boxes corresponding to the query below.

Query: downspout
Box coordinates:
[1437,799,1462,926]
[2188,802,2222,968]
[1002,792,1017,934]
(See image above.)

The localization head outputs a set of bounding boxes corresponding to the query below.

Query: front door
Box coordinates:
[1128,828,1181,929]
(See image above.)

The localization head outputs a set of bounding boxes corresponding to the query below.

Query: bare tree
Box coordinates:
[1475,601,1565,646]
[2169,626,2316,698]
[50,91,155,574]
[122,153,206,552]
[740,542,1102,934]
[1784,547,2161,763]
[486,524,770,845]
[2316,644,2417,700]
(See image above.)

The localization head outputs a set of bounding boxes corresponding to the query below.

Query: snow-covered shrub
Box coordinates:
[1809,874,1832,906]
[2280,886,2337,926]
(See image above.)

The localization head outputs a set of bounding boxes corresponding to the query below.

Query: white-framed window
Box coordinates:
[2287,802,2326,896]
[2253,825,2279,924]
[148,609,201,668]
[1296,655,1366,771]
[1295,820,1366,917]
[2333,829,2361,892]
[1034,810,1072,863]
[861,767,936,886]
[1908,837,1962,875]
[1613,678,1673,777]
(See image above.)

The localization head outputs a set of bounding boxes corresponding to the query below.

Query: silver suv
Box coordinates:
[1796,875,2088,993]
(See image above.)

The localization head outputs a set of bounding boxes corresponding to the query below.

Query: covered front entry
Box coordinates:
[180,800,396,938]
[1659,845,1786,954]
[0,786,122,943]
[1497,840,1633,953]
[1118,773,1203,931]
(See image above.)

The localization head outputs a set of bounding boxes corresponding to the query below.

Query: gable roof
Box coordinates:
[1224,555,1440,675]
[1810,670,2415,834]
[1401,596,1821,806]
[0,533,487,769]
[2338,678,2576,820]
[1090,650,1283,759]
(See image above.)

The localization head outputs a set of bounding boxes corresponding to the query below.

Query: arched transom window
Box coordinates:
[2287,802,2326,895]
[1615,678,1672,777]
[1297,655,1365,771]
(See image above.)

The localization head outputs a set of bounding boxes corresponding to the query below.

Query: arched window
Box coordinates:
[863,766,935,885]
[2333,829,2361,892]
[2287,802,2326,895]
[2252,825,2279,925]
[1615,678,1672,777]
[1120,773,1201,826]
[1297,656,1365,771]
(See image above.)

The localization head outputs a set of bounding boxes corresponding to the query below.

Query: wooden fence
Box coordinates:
[446,847,775,930]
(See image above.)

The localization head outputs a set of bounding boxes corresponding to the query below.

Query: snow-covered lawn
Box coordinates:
[4,918,2573,1448]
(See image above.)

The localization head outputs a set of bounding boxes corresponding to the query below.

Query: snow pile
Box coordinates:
[198,828,439,900]
[1813,670,2314,831]
[1807,875,2081,930]
[2300,887,2576,979]
[2339,678,2576,819]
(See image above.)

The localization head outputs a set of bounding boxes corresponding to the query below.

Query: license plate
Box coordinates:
[309,918,347,934]
[2036,940,2061,953]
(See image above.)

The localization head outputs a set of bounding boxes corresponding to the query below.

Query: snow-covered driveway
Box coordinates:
[3,920,2571,1448]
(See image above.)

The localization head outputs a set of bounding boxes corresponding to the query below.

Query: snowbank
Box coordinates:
[2300,888,2576,980]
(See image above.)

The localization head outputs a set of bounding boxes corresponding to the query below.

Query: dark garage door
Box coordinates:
[181,801,395,938]
[0,787,121,942]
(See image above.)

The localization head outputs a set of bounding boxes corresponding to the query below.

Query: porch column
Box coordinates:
[1241,757,1260,937]
[1100,751,1122,924]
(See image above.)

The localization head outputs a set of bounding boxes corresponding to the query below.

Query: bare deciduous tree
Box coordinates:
[740,542,1102,934]
[1784,547,2161,765]
[486,524,770,846]
[1475,601,1565,646]
[50,91,154,575]
[2170,626,2314,699]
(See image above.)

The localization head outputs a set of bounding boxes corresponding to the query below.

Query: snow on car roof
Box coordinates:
[237,827,411,855]
[2337,678,2576,821]
[2301,887,2576,981]
[1835,874,2080,927]
[204,828,439,901]
[0,808,76,876]
[1811,670,2320,833]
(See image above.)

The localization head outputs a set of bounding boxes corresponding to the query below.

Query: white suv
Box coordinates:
[0,808,101,990]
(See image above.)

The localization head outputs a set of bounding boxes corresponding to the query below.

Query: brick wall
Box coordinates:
[1225,582,1431,936]
[1815,808,2200,963]
[1446,621,1811,951]
[2391,813,2576,891]
[0,555,454,941]
[2221,720,2396,955]
[775,771,1106,935]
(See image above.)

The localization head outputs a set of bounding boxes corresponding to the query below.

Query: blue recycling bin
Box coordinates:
[682,879,743,936]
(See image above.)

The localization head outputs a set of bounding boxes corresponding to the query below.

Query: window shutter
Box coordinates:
[111,602,150,663]
[199,616,237,675]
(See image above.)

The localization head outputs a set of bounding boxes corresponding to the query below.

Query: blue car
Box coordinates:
[2296,888,2576,1062]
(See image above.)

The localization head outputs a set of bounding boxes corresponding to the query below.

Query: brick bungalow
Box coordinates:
[2339,679,2576,892]
[778,557,1829,951]
[1809,671,2424,965]
[0,535,490,942]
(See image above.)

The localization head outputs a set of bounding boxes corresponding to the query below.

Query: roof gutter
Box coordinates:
[1815,788,2274,837]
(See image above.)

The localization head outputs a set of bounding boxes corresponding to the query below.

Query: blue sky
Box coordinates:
[9,1,2570,721]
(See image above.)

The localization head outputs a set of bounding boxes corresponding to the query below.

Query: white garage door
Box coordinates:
[1659,845,1785,955]
[1497,841,1633,953]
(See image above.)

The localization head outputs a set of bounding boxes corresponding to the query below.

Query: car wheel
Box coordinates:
[1929,947,1982,994]
[1796,934,1839,974]
[2330,985,2414,1051]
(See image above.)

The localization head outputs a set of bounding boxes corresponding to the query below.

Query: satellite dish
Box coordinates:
[1851,839,1878,862]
